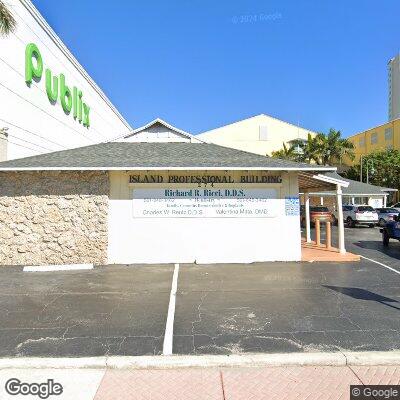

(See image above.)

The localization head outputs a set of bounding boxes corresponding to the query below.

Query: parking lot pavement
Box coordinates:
[344,225,400,266]
[173,260,400,355]
[0,226,399,358]
[310,224,400,269]
[0,264,174,357]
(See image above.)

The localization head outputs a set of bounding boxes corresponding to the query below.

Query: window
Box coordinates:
[157,131,170,139]
[259,125,268,141]
[387,144,393,150]
[357,206,375,212]
[359,137,365,147]
[385,128,393,141]
[371,132,378,145]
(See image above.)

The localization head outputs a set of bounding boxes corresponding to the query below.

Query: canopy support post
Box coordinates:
[305,192,311,243]
[336,184,346,254]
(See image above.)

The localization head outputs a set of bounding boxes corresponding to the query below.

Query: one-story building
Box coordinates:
[303,172,397,209]
[0,120,348,266]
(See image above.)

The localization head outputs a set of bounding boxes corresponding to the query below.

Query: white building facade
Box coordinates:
[198,114,318,157]
[0,0,131,161]
[0,119,346,266]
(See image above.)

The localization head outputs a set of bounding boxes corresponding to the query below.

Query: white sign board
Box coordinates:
[368,197,383,209]
[132,188,279,218]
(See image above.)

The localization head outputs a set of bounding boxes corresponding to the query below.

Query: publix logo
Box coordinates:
[25,43,90,127]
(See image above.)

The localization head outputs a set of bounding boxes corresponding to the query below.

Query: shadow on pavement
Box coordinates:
[352,240,400,260]
[323,285,400,311]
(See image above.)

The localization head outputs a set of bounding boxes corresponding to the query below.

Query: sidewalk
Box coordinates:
[0,364,399,400]
[0,353,400,400]
[94,365,400,400]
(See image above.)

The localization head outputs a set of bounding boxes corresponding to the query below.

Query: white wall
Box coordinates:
[108,170,302,264]
[117,120,203,143]
[0,0,131,160]
[368,197,384,208]
[198,114,318,156]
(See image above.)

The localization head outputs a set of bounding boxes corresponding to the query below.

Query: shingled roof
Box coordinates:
[324,172,396,195]
[0,142,336,171]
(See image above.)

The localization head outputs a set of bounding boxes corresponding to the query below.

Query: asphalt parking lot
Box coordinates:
[0,226,399,358]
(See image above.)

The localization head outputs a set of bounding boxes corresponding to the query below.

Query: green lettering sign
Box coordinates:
[25,43,91,128]
[25,43,43,85]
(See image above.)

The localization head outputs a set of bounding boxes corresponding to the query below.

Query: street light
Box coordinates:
[366,160,374,184]
[360,155,374,184]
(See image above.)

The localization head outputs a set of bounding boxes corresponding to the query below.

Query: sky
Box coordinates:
[33,0,400,137]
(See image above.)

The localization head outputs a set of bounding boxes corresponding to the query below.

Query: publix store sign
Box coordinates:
[25,43,90,127]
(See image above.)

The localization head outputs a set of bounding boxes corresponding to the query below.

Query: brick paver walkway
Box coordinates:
[301,239,360,262]
[94,365,400,400]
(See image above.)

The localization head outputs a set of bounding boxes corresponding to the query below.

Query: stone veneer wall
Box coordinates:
[0,171,109,266]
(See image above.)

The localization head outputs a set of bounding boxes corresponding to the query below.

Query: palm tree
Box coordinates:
[271,129,354,166]
[313,128,355,165]
[271,142,297,160]
[297,133,319,163]
[0,0,16,36]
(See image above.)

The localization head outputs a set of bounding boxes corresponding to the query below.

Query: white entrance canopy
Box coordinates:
[304,172,398,208]
[298,172,349,254]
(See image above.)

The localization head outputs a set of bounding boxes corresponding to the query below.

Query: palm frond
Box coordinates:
[0,0,16,36]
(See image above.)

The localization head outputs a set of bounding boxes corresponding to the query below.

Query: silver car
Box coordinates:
[376,208,400,226]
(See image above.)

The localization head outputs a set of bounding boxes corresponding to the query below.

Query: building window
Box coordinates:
[259,125,268,141]
[387,144,393,150]
[385,127,393,141]
[371,132,378,145]
[359,137,365,147]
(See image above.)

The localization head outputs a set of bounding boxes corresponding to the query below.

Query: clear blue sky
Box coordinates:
[33,0,400,137]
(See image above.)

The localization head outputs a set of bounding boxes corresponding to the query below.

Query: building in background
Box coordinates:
[388,55,400,121]
[302,172,396,210]
[346,119,400,164]
[0,0,131,161]
[344,55,400,165]
[197,114,318,156]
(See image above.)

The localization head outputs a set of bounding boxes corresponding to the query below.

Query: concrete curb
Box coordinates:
[0,351,399,370]
[0,357,108,369]
[106,353,347,369]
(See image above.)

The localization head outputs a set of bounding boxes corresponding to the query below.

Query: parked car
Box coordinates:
[380,215,400,246]
[300,205,334,227]
[333,205,378,228]
[375,208,400,227]
[391,202,400,212]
